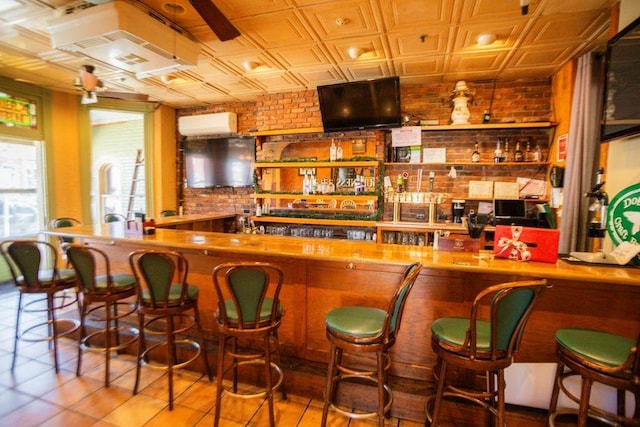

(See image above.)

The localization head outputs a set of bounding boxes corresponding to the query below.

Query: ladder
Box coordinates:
[126,149,144,220]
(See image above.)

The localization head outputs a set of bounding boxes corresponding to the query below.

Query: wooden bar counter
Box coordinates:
[48,224,640,422]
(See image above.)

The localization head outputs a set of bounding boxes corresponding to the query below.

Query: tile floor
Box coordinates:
[0,285,423,427]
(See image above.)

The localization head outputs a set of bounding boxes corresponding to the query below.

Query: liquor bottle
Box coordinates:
[525,139,532,161]
[302,172,310,195]
[471,142,480,163]
[329,138,337,161]
[514,141,524,162]
[493,138,503,163]
[336,141,343,160]
[310,171,318,194]
[504,139,511,162]
[533,142,542,162]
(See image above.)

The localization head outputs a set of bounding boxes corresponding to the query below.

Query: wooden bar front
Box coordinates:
[48,224,640,422]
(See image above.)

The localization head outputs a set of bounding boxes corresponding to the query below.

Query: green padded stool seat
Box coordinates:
[548,328,640,426]
[321,263,422,427]
[556,329,635,367]
[325,306,386,337]
[140,283,199,303]
[431,317,492,350]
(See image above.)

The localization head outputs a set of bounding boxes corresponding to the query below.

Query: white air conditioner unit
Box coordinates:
[48,0,200,78]
[178,113,238,136]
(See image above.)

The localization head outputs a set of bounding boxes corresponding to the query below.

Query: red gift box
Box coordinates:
[493,225,560,263]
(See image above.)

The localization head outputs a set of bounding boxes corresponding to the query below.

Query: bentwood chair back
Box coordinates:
[212,262,287,427]
[426,279,550,427]
[321,262,423,427]
[104,213,127,223]
[66,244,139,387]
[49,217,83,263]
[129,249,212,409]
[0,240,79,373]
[548,329,640,426]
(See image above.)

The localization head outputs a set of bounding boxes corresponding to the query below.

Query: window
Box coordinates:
[0,138,44,237]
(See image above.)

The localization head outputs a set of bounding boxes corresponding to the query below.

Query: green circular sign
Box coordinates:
[607,182,640,264]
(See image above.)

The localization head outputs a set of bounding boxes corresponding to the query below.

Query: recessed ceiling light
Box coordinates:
[243,61,259,71]
[476,33,497,46]
[348,47,365,59]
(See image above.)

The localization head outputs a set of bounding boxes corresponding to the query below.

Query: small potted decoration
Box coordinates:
[450,81,474,125]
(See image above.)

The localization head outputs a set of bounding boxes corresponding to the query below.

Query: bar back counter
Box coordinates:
[47,222,640,422]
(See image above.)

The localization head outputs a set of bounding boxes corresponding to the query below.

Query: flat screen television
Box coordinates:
[317,77,402,132]
[184,137,255,188]
[601,16,640,142]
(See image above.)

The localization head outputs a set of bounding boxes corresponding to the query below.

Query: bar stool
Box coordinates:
[321,262,423,427]
[425,279,549,427]
[212,262,287,427]
[0,240,79,373]
[66,244,139,387]
[548,328,640,426]
[129,249,212,409]
[49,217,83,265]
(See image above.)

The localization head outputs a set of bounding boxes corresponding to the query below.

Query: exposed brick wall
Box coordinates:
[176,79,553,219]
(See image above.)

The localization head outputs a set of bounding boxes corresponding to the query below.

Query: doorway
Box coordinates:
[89,109,144,224]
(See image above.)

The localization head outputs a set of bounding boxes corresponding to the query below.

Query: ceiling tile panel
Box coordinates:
[210,0,293,19]
[460,0,531,24]
[505,44,581,68]
[379,0,457,31]
[447,50,509,74]
[340,60,393,80]
[233,10,315,48]
[269,43,333,69]
[299,0,381,40]
[386,27,450,58]
[291,65,346,88]
[521,9,611,46]
[393,56,446,76]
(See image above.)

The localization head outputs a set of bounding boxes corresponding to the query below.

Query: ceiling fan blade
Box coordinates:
[99,91,150,102]
[189,0,240,41]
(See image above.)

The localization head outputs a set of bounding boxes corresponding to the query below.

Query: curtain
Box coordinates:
[558,52,605,253]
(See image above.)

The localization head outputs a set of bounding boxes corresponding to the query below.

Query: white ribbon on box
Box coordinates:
[496,225,532,261]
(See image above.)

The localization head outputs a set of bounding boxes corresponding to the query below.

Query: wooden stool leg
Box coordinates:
[430,357,447,426]
[377,351,385,427]
[214,332,226,427]
[264,333,275,426]
[578,376,593,427]
[321,343,338,426]
[548,361,564,424]
[496,370,506,427]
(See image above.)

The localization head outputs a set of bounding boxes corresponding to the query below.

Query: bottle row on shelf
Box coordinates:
[477,137,542,164]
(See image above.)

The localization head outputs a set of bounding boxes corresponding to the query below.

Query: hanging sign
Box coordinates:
[607,182,640,264]
[0,94,37,128]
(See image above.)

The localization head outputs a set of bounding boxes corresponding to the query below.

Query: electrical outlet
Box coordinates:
[416,213,425,220]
